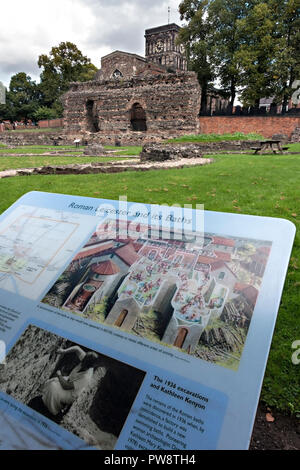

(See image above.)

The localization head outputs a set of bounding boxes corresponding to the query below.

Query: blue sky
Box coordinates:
[0,0,181,88]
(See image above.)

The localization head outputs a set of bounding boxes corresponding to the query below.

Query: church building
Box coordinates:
[62,23,201,144]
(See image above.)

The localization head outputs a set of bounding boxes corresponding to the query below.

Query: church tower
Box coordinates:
[145,24,187,72]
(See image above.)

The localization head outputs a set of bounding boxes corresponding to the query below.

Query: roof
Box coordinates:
[214,250,232,262]
[257,246,271,256]
[145,23,181,35]
[115,243,139,266]
[196,255,225,270]
[73,242,114,261]
[234,282,251,292]
[101,50,147,62]
[212,236,235,247]
[210,260,227,271]
[241,286,258,306]
[91,260,120,276]
[196,255,237,277]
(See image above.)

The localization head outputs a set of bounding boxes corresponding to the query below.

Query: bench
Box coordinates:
[251,147,262,154]
[252,140,286,154]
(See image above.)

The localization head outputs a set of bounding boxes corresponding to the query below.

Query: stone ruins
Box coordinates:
[62,23,225,146]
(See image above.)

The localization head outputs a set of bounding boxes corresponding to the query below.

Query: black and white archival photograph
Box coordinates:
[0,325,146,449]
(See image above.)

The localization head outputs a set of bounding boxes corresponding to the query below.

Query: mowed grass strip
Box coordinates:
[0,155,134,171]
[0,151,299,413]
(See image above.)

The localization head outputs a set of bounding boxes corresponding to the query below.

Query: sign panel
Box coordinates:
[0,191,295,450]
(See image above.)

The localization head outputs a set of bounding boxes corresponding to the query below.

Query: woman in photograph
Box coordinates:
[40,346,101,419]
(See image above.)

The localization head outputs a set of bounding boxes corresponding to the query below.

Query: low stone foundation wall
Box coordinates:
[83,144,106,156]
[291,127,300,142]
[74,132,172,147]
[0,157,213,178]
[0,131,73,147]
[140,140,261,161]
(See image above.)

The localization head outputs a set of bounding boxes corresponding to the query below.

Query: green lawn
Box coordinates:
[104,145,143,155]
[0,145,85,154]
[167,132,264,143]
[0,155,133,171]
[0,150,299,415]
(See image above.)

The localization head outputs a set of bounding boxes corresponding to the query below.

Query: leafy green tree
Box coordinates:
[178,0,216,114]
[269,0,300,113]
[236,0,300,110]
[38,42,97,114]
[236,2,283,108]
[0,73,39,121]
[33,106,58,121]
[207,0,250,109]
[177,0,300,112]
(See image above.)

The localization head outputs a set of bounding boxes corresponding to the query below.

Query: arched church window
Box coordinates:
[112,69,123,79]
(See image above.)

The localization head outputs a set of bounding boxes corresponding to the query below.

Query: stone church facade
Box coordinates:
[62,23,201,145]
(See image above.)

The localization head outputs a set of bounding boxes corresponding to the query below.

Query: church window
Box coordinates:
[112,69,123,79]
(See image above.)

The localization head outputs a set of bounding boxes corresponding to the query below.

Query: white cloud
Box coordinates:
[0,0,181,87]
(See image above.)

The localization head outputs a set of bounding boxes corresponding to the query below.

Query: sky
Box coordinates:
[0,0,182,88]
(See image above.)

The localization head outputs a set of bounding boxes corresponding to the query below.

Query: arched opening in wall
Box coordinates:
[130,103,147,131]
[174,327,188,349]
[112,69,123,79]
[86,100,99,133]
[115,309,128,328]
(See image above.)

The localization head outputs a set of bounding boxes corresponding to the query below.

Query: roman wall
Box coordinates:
[62,72,201,144]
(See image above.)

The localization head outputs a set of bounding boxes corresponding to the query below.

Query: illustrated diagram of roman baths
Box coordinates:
[44,219,271,364]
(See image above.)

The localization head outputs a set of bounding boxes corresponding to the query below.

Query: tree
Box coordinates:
[33,106,58,121]
[236,2,283,108]
[207,0,250,109]
[0,73,40,121]
[178,0,216,114]
[269,0,300,113]
[177,0,300,112]
[38,42,97,114]
[236,0,300,110]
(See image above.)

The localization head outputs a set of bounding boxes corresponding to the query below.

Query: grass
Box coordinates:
[0,145,85,154]
[104,145,142,156]
[167,132,264,143]
[0,146,299,414]
[287,142,300,152]
[0,155,132,171]
[0,145,140,170]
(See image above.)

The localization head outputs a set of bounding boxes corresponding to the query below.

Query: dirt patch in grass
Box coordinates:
[250,404,300,450]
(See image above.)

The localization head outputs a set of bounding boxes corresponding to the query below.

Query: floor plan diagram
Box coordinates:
[0,205,96,300]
